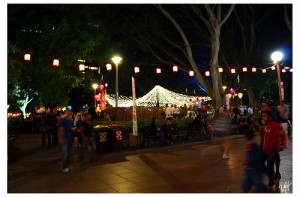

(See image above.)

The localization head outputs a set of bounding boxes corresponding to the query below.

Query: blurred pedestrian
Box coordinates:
[80,113,95,163]
[41,108,56,149]
[242,128,267,193]
[58,106,74,173]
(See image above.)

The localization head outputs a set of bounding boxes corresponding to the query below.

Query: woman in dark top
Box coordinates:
[80,113,95,163]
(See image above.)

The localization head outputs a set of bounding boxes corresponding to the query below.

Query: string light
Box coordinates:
[271,66,276,70]
[242,67,247,72]
[134,66,140,73]
[53,59,59,67]
[106,63,112,71]
[218,68,223,72]
[231,68,236,74]
[24,53,31,61]
[172,65,178,72]
[106,85,211,107]
[205,71,210,76]
[189,70,194,76]
[252,67,257,72]
[156,68,162,74]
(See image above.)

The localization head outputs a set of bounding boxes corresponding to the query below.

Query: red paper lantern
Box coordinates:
[99,84,105,91]
[94,94,100,101]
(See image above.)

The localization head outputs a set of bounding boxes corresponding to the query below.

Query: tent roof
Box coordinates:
[106,85,211,107]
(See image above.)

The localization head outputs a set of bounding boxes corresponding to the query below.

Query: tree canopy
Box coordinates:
[8,4,292,113]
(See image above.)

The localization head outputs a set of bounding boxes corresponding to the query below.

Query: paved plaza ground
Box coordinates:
[7,113,293,193]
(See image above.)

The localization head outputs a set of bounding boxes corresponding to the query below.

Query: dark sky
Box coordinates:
[7,4,293,103]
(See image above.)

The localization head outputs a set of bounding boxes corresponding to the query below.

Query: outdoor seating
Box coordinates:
[141,126,157,147]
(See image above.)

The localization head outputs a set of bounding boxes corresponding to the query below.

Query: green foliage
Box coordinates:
[8,5,112,106]
[92,118,194,133]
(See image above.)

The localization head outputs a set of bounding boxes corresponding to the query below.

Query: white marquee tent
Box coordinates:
[106,85,211,107]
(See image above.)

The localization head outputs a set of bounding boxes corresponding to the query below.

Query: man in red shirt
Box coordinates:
[259,110,280,191]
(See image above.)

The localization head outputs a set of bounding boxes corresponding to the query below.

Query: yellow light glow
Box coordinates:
[112,56,122,65]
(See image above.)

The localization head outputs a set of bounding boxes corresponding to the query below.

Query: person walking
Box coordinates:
[242,128,267,193]
[58,106,74,173]
[41,109,56,149]
[80,113,95,163]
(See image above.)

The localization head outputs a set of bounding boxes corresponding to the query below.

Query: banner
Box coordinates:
[280,82,284,102]
[132,77,138,136]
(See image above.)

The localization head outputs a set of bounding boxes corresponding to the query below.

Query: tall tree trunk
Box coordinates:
[157,5,213,97]
[210,26,223,109]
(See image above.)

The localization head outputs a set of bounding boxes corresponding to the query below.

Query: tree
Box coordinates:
[220,4,292,106]
[121,4,235,108]
[8,5,112,115]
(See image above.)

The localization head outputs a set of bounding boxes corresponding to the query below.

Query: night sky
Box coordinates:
[5,3,295,108]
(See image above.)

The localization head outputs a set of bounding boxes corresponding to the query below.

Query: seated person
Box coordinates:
[160,117,178,145]
[148,117,163,145]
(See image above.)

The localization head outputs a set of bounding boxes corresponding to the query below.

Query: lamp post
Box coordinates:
[237,92,243,105]
[111,56,122,107]
[271,51,283,102]
[92,83,98,107]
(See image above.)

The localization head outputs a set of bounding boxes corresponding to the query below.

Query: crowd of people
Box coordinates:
[161,99,215,120]
[35,105,113,173]
[27,98,293,192]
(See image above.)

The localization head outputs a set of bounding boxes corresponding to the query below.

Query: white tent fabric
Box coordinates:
[106,85,211,107]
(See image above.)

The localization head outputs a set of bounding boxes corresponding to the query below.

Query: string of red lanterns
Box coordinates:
[23,53,292,75]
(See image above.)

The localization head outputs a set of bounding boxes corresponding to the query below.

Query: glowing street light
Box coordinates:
[111,56,122,107]
[92,83,99,107]
[271,51,283,102]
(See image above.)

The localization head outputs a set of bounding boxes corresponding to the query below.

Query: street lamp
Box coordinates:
[92,83,98,107]
[238,92,243,105]
[111,56,122,107]
[271,51,283,102]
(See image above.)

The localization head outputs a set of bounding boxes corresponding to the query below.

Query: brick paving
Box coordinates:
[7,113,293,193]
